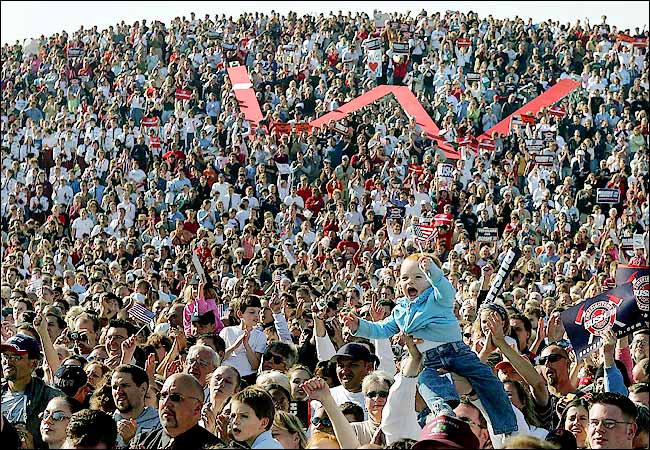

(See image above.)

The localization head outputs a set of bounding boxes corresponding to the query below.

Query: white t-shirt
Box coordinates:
[72,217,94,239]
[311,385,368,420]
[219,326,267,376]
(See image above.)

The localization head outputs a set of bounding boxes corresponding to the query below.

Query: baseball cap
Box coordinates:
[545,428,578,449]
[495,360,515,372]
[331,343,378,365]
[188,274,202,285]
[0,333,41,359]
[412,415,479,449]
[191,309,215,325]
[54,365,88,396]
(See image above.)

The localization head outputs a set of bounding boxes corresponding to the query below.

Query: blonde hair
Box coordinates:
[403,252,442,269]
[502,435,556,449]
[273,411,308,448]
[307,431,340,449]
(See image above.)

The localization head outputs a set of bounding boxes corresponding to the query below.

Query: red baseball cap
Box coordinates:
[412,415,479,449]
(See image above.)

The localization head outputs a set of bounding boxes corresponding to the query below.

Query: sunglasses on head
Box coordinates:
[366,390,389,399]
[264,352,285,365]
[311,416,332,428]
[39,411,70,422]
[538,354,566,365]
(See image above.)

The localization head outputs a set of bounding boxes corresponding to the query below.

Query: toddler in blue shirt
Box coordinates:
[342,253,518,435]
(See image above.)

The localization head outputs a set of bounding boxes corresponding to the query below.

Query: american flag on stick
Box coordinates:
[413,223,438,243]
[216,303,230,319]
[273,271,282,285]
[127,302,156,323]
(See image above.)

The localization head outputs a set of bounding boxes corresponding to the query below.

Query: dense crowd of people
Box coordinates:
[1,7,649,449]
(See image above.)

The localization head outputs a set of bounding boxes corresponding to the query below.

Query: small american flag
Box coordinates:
[216,303,229,319]
[413,223,438,243]
[273,271,282,285]
[127,302,156,323]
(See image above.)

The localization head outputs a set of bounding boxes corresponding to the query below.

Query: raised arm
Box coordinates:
[485,312,549,408]
[303,377,361,449]
[381,334,422,444]
[33,313,61,381]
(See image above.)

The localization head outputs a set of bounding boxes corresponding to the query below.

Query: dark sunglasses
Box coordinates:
[538,354,566,365]
[264,352,285,365]
[366,390,389,399]
[159,392,201,403]
[463,333,472,338]
[39,411,70,421]
[311,416,332,428]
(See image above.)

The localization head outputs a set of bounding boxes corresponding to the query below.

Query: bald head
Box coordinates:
[167,373,205,402]
[159,373,206,437]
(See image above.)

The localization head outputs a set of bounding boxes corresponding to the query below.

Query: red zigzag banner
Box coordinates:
[226,67,582,161]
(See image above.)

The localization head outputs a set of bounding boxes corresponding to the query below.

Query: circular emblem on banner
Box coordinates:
[633,275,649,312]
[583,301,616,336]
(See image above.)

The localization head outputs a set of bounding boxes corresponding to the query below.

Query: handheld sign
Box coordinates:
[525,139,544,152]
[365,38,382,51]
[616,265,649,323]
[477,228,498,243]
[482,247,522,306]
[392,42,410,54]
[535,154,555,166]
[192,252,206,280]
[561,283,645,361]
[596,188,620,204]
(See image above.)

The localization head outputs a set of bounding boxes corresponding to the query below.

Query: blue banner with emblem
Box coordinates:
[615,265,649,325]
[560,283,644,361]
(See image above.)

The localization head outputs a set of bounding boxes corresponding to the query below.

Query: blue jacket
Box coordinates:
[354,264,463,343]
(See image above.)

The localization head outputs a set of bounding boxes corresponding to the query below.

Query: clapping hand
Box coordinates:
[117,418,137,444]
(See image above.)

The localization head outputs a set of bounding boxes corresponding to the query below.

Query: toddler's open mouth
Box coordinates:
[407,287,419,299]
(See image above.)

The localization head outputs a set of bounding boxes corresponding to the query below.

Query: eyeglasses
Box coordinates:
[264,352,286,365]
[538,354,567,365]
[39,411,71,422]
[311,416,332,428]
[589,419,633,429]
[1,353,27,361]
[159,391,202,403]
[366,390,389,399]
[463,333,472,338]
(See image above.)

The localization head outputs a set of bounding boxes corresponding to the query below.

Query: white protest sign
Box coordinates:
[366,38,383,77]
[192,252,206,279]
[436,163,454,191]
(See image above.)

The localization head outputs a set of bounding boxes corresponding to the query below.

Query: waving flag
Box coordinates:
[548,106,567,118]
[413,223,438,243]
[127,302,156,324]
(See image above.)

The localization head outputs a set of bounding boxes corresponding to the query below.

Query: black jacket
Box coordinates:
[1,376,63,449]
[133,424,224,449]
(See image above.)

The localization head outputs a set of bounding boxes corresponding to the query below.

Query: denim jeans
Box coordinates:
[418,341,518,435]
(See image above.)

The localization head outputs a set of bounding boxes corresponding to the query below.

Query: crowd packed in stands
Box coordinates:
[1,7,649,449]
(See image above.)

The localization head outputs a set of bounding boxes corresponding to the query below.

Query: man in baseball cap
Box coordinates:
[412,415,480,449]
[54,365,90,404]
[1,334,62,448]
[327,343,378,419]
